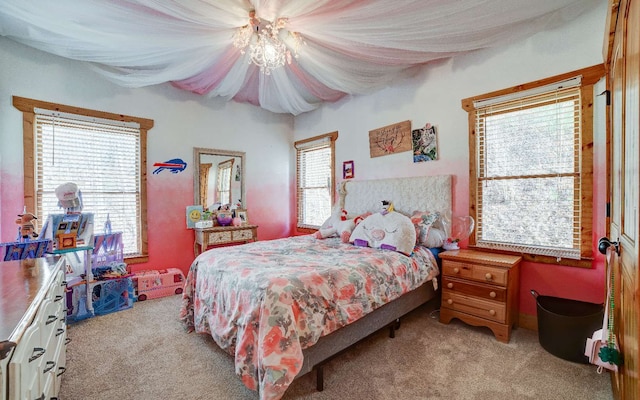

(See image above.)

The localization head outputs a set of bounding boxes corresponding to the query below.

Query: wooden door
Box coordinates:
[608,0,639,398]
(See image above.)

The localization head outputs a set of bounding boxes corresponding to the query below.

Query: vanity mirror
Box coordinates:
[193,147,245,211]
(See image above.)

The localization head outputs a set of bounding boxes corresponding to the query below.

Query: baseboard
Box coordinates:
[518,313,538,331]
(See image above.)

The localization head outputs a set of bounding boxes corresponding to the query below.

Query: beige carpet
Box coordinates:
[60,295,613,400]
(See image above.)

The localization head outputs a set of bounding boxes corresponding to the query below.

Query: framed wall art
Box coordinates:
[235,209,248,224]
[343,160,354,179]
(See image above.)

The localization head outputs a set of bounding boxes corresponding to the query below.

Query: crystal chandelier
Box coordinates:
[233,11,303,75]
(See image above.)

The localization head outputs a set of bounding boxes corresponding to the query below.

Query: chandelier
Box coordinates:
[233,11,303,75]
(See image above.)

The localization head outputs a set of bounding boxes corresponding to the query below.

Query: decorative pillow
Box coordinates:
[349,211,416,256]
[410,210,440,247]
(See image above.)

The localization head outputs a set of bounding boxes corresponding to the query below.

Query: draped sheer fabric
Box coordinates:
[0,0,600,115]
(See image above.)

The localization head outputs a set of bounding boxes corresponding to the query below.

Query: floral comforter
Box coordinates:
[180,235,438,400]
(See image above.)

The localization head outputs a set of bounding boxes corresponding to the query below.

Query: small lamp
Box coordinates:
[442,215,475,250]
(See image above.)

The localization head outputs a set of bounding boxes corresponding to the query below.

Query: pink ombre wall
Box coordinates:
[294,2,609,317]
[0,37,293,276]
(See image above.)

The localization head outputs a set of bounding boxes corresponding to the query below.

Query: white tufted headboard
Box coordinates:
[338,175,452,217]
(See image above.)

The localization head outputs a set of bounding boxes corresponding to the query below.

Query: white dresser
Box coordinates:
[0,256,68,400]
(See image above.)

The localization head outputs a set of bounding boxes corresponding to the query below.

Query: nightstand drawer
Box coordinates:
[442,276,507,302]
[442,260,508,286]
[442,290,506,323]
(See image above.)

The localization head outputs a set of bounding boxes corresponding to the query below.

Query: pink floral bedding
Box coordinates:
[180,235,438,400]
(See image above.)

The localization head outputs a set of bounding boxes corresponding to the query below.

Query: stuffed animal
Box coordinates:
[381,200,394,215]
[15,211,39,241]
[314,209,371,242]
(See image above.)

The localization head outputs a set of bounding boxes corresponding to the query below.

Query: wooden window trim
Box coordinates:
[461,64,605,268]
[12,96,153,264]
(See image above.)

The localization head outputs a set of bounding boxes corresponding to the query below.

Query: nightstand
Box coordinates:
[439,249,522,343]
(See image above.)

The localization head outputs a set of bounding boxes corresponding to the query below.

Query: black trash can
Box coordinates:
[531,290,604,364]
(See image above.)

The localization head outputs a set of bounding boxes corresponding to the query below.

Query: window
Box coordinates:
[295,132,338,230]
[462,65,604,266]
[216,158,234,206]
[13,96,153,264]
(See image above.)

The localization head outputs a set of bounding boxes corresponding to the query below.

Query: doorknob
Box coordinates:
[598,237,620,256]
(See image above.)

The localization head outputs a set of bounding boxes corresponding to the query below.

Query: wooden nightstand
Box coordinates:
[439,249,522,343]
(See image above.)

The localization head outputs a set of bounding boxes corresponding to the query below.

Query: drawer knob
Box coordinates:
[489,310,496,316]
[447,283,454,289]
[485,273,493,281]
[490,291,496,298]
[447,299,453,305]
[453,267,460,274]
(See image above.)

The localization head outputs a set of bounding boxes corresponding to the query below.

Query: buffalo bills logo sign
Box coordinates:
[153,158,187,174]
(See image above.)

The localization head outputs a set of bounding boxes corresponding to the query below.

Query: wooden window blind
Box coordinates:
[34,109,143,257]
[295,132,338,229]
[474,85,582,259]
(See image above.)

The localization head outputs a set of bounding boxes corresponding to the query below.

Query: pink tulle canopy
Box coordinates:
[0,0,600,115]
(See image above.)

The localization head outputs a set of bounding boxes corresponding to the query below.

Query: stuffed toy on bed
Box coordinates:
[314,208,372,242]
[349,210,416,255]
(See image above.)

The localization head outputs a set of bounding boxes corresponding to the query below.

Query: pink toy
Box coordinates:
[131,268,185,301]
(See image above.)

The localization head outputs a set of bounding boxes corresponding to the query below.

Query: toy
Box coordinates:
[130,268,185,301]
[381,200,394,215]
[15,208,39,241]
[314,209,372,242]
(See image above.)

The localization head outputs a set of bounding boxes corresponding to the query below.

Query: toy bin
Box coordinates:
[531,290,604,364]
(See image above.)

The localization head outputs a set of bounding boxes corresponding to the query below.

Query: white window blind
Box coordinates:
[474,85,582,259]
[216,159,233,206]
[34,109,143,257]
[296,133,336,229]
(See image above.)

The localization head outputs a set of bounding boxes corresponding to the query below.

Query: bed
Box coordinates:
[180,175,452,400]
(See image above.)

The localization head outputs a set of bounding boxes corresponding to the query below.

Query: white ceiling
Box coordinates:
[0,0,603,115]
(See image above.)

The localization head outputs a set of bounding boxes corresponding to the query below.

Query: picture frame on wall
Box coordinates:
[235,209,248,224]
[343,160,354,179]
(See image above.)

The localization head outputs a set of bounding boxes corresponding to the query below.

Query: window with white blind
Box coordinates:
[14,96,153,264]
[216,159,234,206]
[462,65,603,266]
[295,132,338,229]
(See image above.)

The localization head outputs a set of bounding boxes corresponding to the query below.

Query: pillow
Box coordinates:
[349,211,416,255]
[410,210,440,247]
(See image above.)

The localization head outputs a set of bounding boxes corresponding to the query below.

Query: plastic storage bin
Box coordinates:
[531,290,604,364]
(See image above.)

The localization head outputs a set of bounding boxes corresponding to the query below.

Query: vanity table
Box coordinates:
[194,225,258,256]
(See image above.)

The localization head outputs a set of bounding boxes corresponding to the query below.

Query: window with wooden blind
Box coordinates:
[295,132,338,230]
[13,96,153,264]
[462,65,604,266]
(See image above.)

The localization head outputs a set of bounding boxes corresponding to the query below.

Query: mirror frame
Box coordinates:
[193,147,246,210]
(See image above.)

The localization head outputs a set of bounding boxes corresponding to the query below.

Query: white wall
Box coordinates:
[294,1,608,217]
[0,37,293,271]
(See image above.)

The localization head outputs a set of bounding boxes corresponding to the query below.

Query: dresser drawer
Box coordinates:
[442,260,508,286]
[232,229,253,241]
[207,231,232,244]
[442,290,506,323]
[442,276,506,302]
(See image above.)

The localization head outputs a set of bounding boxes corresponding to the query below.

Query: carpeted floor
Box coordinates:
[60,295,613,400]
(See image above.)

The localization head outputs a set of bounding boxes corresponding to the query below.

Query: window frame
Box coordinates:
[295,131,338,232]
[461,64,605,268]
[13,96,153,264]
